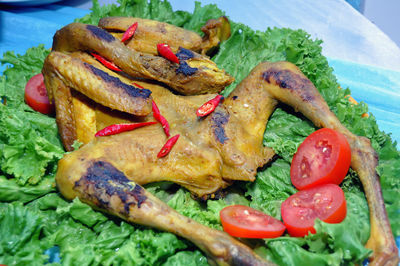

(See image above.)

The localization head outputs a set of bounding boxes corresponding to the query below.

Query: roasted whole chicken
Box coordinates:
[43,17,399,266]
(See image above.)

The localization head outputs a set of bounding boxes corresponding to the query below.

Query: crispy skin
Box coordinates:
[43,51,153,150]
[52,23,234,95]
[43,52,152,116]
[71,90,97,145]
[42,65,76,150]
[53,55,276,193]
[66,52,143,135]
[56,77,273,195]
[99,17,203,54]
[98,16,231,55]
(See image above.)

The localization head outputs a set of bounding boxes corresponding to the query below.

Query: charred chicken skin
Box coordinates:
[44,18,398,266]
[52,22,233,96]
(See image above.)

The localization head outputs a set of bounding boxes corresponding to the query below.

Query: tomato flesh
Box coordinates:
[291,128,351,190]
[220,205,286,238]
[25,73,54,115]
[281,184,347,237]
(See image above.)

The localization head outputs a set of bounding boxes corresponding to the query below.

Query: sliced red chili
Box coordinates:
[90,52,122,72]
[121,22,138,42]
[158,134,180,158]
[132,82,144,89]
[157,43,180,64]
[152,100,170,137]
[95,121,157,137]
[196,95,224,117]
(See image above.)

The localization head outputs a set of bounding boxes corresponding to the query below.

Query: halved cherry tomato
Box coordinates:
[220,205,286,238]
[281,184,347,237]
[25,73,54,115]
[291,128,351,190]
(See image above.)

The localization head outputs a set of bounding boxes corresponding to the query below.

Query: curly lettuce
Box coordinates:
[0,46,64,187]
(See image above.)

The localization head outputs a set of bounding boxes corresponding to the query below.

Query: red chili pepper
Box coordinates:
[152,100,170,137]
[90,52,122,72]
[121,22,138,42]
[157,43,180,64]
[132,82,144,89]
[95,121,157,137]
[196,95,224,117]
[157,134,180,158]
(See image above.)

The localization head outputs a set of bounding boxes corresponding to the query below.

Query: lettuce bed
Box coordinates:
[1,0,399,265]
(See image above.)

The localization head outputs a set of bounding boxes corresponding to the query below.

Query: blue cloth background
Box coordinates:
[345,0,364,11]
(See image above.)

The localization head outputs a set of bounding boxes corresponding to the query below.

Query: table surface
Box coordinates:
[0,0,399,144]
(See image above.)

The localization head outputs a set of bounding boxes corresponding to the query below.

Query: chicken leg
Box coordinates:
[57,159,273,266]
[257,61,399,265]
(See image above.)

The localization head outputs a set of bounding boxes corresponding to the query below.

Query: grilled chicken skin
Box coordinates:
[98,16,231,55]
[51,23,234,95]
[42,51,153,150]
[52,60,398,265]
[57,160,274,266]
[52,58,274,196]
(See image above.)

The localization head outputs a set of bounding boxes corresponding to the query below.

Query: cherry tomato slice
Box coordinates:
[290,128,351,190]
[24,73,54,115]
[220,205,286,238]
[281,184,347,237]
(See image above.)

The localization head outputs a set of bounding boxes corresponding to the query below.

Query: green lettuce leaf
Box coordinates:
[167,188,225,230]
[0,45,64,186]
[1,193,192,266]
[0,175,55,203]
[246,159,297,219]
[376,137,400,236]
[163,250,209,266]
[0,202,50,265]
[0,45,50,109]
[0,103,64,186]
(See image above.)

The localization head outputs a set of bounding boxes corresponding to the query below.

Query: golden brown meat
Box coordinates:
[54,77,272,195]
[98,16,231,55]
[99,17,203,54]
[53,60,399,265]
[42,51,152,150]
[51,23,234,95]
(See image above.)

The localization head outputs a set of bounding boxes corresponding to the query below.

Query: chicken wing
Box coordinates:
[52,23,234,95]
[42,51,152,150]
